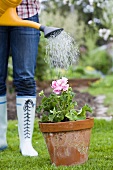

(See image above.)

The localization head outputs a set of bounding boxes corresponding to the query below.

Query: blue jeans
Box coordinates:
[0,14,40,96]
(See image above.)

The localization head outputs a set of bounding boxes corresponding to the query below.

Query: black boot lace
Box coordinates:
[23,99,34,139]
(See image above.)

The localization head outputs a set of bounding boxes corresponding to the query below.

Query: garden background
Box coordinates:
[1,0,113,169]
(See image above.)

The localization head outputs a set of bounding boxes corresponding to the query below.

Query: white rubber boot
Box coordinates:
[0,95,8,151]
[16,96,38,156]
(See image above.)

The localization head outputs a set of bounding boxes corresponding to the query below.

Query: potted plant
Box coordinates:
[37,77,94,166]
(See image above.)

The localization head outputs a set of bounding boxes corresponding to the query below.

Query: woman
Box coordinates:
[0,0,40,156]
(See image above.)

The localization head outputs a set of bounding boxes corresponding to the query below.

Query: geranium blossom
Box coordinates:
[51,77,69,94]
[51,81,57,89]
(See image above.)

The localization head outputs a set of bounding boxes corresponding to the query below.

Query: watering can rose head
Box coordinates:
[37,77,92,123]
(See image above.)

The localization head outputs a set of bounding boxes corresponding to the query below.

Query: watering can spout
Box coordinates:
[40,25,63,38]
[0,0,63,38]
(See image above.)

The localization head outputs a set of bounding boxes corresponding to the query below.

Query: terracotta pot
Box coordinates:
[39,118,94,166]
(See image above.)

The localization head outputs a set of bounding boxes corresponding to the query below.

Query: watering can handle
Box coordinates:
[0,7,41,29]
[0,7,63,38]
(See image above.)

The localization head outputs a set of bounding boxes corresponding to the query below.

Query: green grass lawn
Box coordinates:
[0,119,113,170]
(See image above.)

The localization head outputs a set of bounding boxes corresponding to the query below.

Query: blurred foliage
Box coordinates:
[35,34,49,81]
[90,75,113,88]
[73,0,103,25]
[39,65,102,81]
[65,65,102,79]
[8,57,13,81]
[80,49,112,74]
[41,0,70,15]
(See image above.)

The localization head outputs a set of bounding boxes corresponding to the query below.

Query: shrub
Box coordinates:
[80,50,112,74]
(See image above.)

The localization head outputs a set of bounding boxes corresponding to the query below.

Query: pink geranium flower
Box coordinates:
[61,77,68,85]
[62,84,69,91]
[51,81,57,89]
[53,89,61,94]
[51,77,69,94]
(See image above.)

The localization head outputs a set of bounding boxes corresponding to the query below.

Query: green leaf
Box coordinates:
[65,109,78,121]
[54,111,64,122]
[77,104,92,120]
[49,108,65,122]
[42,96,48,103]
[48,114,55,122]
[83,104,93,112]
[78,104,92,115]
[41,114,49,122]
[36,106,42,113]
[48,108,57,122]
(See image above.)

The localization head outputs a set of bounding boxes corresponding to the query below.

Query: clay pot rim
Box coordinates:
[39,117,94,133]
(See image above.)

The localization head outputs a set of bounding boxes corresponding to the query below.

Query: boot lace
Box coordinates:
[23,99,34,139]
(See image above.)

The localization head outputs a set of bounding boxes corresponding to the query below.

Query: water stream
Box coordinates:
[45,31,79,70]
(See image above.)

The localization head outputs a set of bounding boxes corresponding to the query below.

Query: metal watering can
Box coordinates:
[0,0,63,38]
